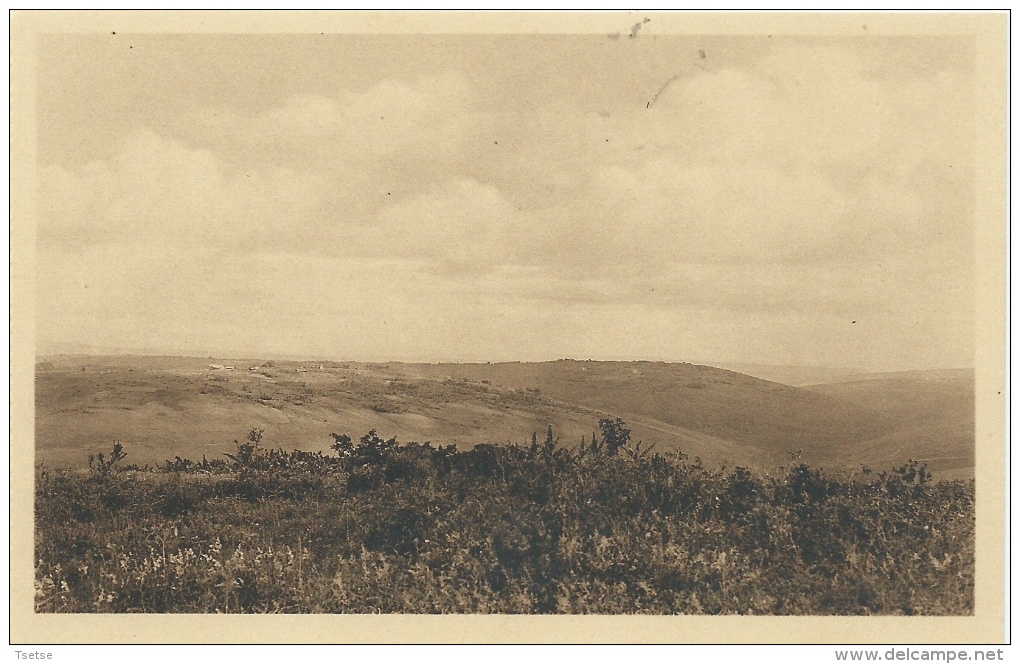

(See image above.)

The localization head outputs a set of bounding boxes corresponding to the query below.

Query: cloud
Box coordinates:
[630,44,971,173]
[34,39,975,368]
[374,178,521,271]
[569,160,851,266]
[38,129,331,252]
[356,156,856,279]
[193,71,482,164]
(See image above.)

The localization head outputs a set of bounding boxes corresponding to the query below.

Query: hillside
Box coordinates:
[802,369,975,479]
[34,356,974,477]
[399,361,902,468]
[703,362,867,387]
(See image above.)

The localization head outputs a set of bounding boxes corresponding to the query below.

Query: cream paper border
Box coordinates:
[9,10,1007,644]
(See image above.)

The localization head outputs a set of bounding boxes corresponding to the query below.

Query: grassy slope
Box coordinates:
[400,361,909,469]
[36,356,614,470]
[801,370,975,478]
[703,362,868,387]
[35,356,974,476]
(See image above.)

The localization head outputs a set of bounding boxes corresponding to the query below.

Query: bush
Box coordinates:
[34,420,974,615]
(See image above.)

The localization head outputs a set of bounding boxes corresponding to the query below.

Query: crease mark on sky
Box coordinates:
[647,62,705,109]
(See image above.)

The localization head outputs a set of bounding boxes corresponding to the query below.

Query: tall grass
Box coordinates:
[35,423,974,614]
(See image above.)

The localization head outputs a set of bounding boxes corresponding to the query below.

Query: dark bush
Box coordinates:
[34,421,975,615]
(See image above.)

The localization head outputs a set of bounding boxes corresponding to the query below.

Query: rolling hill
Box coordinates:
[33,356,974,478]
[801,369,975,479]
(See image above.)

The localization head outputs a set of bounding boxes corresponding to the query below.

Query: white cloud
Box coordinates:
[375,178,520,270]
[39,129,330,252]
[631,44,970,174]
[195,71,482,164]
[34,39,975,368]
[574,160,852,265]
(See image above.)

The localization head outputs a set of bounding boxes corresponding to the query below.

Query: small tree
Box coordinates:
[89,441,127,478]
[226,427,264,468]
[599,417,631,456]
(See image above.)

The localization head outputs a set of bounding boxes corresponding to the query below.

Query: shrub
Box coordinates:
[35,421,975,615]
[87,441,126,478]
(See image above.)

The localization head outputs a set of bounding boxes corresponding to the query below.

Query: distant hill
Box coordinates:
[703,362,868,387]
[398,361,900,468]
[801,369,975,478]
[34,356,974,478]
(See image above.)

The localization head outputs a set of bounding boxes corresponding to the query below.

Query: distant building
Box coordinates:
[209,364,224,370]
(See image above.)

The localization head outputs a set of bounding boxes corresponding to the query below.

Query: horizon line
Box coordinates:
[33,348,975,374]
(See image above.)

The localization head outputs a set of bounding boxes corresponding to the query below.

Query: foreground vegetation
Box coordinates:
[35,420,974,614]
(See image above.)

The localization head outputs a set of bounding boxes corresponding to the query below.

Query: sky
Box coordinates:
[34,33,976,370]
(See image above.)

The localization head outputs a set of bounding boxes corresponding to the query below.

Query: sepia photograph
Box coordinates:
[10,10,1007,644]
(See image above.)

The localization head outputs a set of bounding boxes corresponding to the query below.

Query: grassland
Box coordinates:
[34,356,975,614]
[35,356,974,477]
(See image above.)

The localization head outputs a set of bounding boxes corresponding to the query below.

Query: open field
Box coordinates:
[33,355,976,615]
[36,355,974,478]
